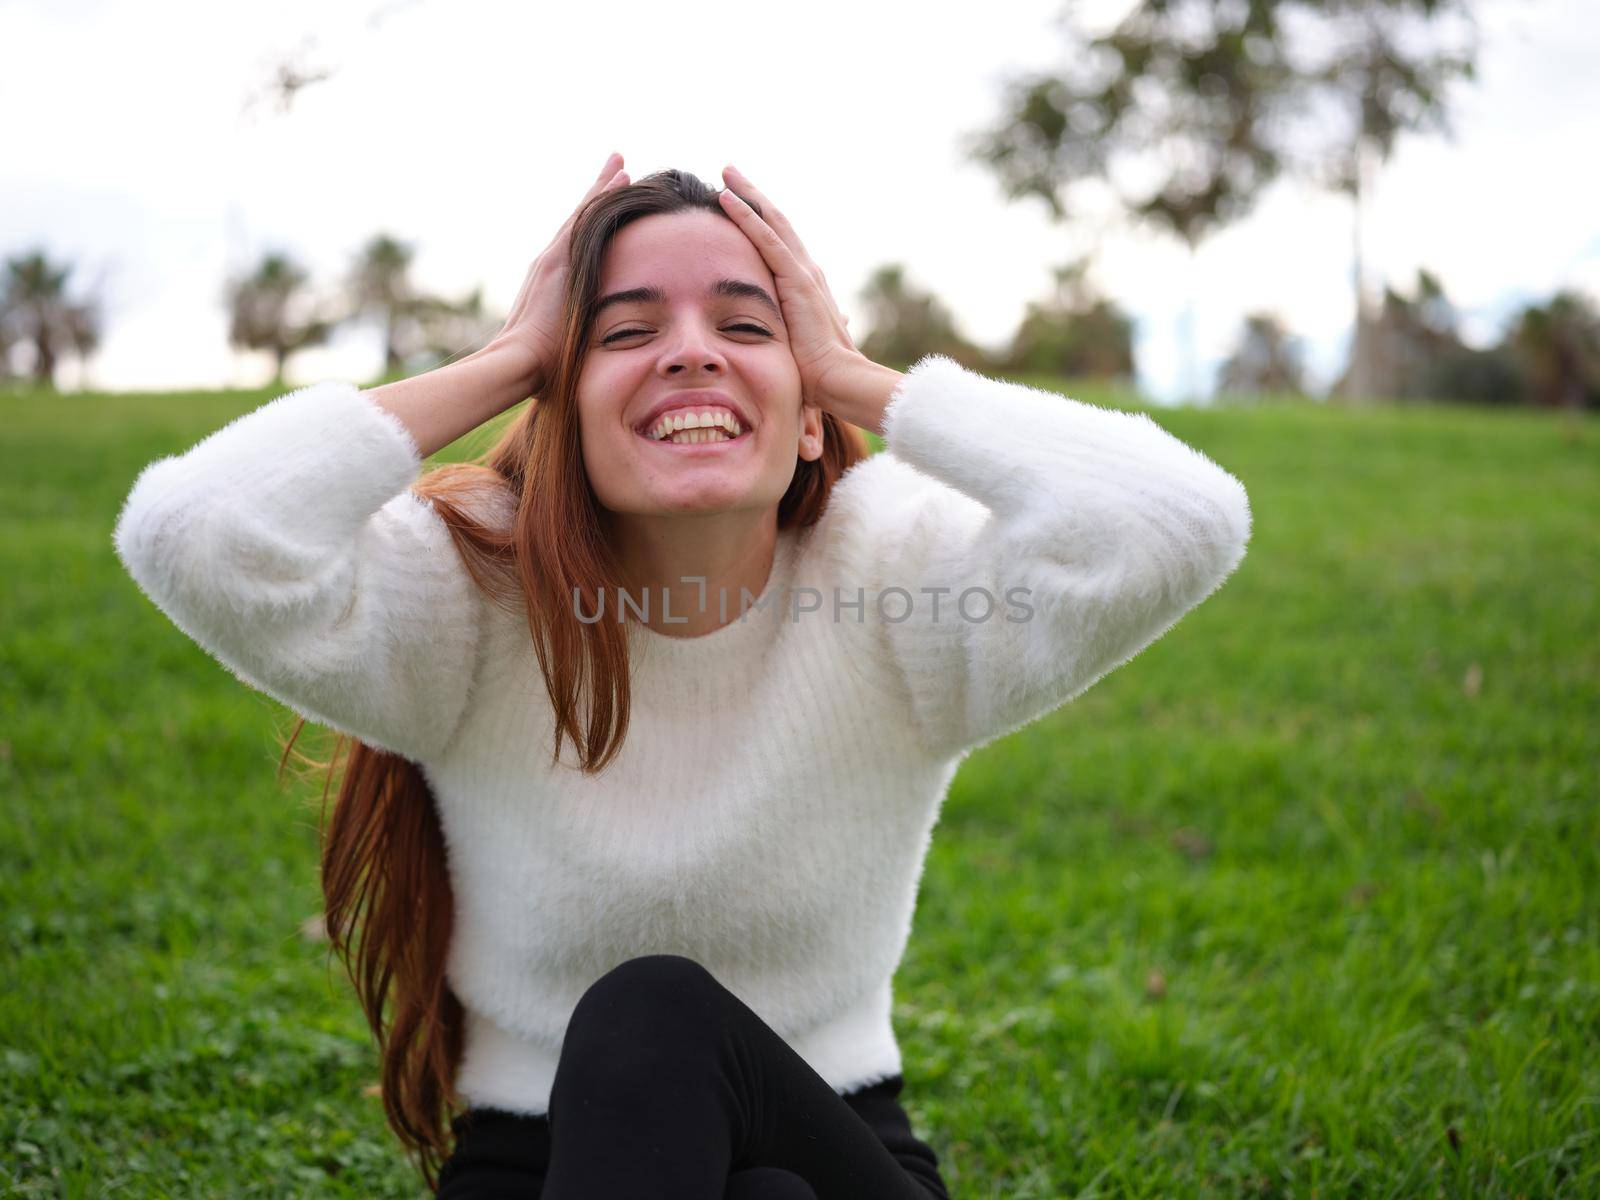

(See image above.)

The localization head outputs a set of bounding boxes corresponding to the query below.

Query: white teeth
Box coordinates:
[645,408,743,440]
[667,428,731,444]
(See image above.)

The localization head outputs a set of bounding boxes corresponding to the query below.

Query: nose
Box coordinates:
[656,316,728,378]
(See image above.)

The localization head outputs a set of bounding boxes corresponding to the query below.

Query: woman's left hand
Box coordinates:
[717,166,876,419]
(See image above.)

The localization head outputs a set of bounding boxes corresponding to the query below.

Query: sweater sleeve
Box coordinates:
[857,354,1252,759]
[111,380,485,763]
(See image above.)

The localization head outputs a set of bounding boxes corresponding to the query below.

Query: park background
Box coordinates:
[3,0,1596,1195]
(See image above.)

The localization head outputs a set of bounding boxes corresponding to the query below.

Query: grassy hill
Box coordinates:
[3,380,1595,1197]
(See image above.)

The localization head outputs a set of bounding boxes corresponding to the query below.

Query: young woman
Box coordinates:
[113,153,1253,1197]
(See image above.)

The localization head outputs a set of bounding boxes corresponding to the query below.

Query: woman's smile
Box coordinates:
[634,403,757,451]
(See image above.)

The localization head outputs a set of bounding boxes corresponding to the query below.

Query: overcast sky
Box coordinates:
[5,0,1596,403]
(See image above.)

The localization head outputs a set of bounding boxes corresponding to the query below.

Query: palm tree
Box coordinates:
[347,233,422,375]
[223,251,335,388]
[1,249,104,388]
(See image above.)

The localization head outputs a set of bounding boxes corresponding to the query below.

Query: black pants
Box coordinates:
[436,955,950,1199]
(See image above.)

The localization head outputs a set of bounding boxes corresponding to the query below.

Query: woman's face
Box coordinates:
[576,209,823,522]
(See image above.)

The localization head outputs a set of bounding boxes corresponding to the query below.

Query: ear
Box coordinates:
[796,400,825,463]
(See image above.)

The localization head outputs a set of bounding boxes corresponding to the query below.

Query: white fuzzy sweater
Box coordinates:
[112,353,1251,1116]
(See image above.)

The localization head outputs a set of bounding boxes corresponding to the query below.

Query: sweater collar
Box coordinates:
[625,526,799,675]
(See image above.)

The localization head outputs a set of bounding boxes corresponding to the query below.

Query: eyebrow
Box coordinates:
[593,278,782,321]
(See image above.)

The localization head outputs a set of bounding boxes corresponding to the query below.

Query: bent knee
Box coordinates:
[585,953,720,1002]
[605,953,718,988]
[555,955,735,1089]
[568,954,729,1034]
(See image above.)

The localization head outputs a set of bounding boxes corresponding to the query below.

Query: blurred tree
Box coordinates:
[248,49,334,118]
[1333,267,1456,398]
[1510,291,1600,411]
[964,0,1295,399]
[1331,267,1524,404]
[0,248,104,388]
[855,264,991,372]
[1422,341,1525,405]
[0,309,14,384]
[223,251,336,388]
[1312,2,1479,400]
[964,0,1478,402]
[1002,261,1135,381]
[346,233,422,375]
[1216,312,1308,399]
[404,286,505,372]
[339,234,500,380]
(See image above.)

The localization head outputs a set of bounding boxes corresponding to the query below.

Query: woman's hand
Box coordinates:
[492,153,631,392]
[717,166,894,429]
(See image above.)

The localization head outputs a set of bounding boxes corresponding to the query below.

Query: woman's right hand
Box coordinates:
[492,152,631,393]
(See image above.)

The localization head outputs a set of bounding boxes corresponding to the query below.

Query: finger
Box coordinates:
[553,161,627,250]
[574,156,626,215]
[722,166,811,261]
[813,266,845,323]
[723,165,844,312]
[717,187,807,283]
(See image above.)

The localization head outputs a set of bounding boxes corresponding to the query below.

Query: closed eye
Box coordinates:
[600,324,773,346]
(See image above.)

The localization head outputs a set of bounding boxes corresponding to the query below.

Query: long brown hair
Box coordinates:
[276,169,870,1190]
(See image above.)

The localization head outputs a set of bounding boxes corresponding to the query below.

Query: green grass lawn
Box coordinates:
[3,378,1595,1198]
